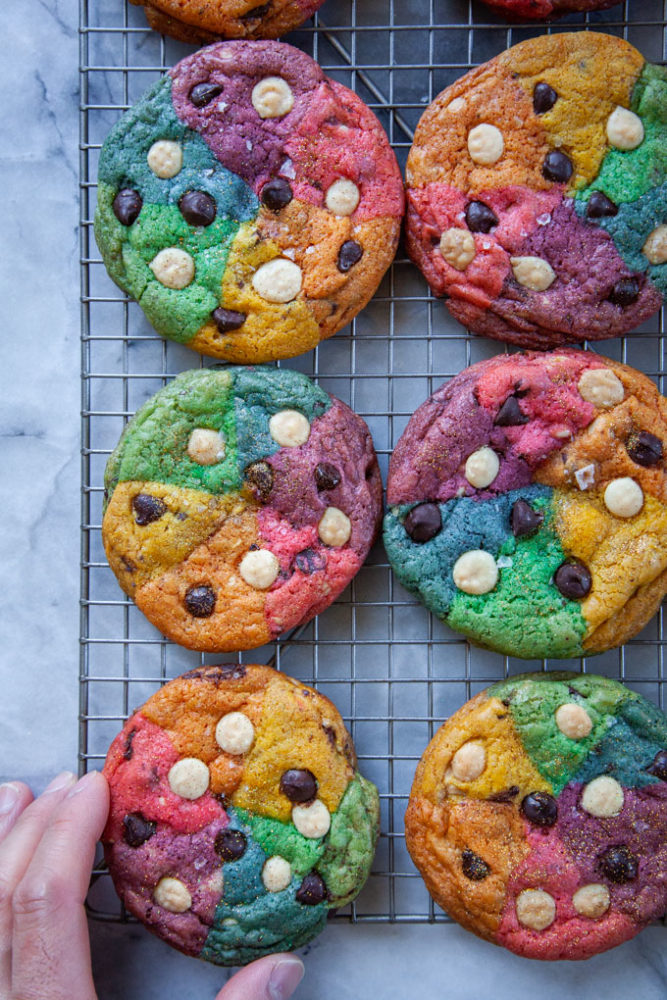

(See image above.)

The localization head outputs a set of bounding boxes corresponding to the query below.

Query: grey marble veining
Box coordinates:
[1,1,666,998]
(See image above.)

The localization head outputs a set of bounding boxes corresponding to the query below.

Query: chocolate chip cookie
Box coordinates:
[405,672,667,960]
[384,349,667,659]
[94,40,404,363]
[103,664,380,965]
[130,0,325,44]
[102,366,382,651]
[406,32,667,348]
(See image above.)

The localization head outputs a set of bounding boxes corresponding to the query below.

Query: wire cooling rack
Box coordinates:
[80,0,667,925]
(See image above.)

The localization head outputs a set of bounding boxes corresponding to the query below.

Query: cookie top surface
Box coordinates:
[405,671,667,960]
[102,366,382,652]
[131,0,325,45]
[383,348,667,659]
[479,0,622,18]
[103,664,380,965]
[406,33,667,348]
[94,40,404,364]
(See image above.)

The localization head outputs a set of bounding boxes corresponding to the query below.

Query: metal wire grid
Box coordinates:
[80,0,667,925]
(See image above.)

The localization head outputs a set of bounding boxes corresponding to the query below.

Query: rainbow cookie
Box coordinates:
[102,366,382,651]
[129,0,325,44]
[478,0,622,19]
[405,33,667,348]
[383,349,667,659]
[94,41,404,364]
[405,672,667,960]
[103,664,380,965]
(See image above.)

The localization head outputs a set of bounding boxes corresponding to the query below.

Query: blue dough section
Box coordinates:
[571,717,665,789]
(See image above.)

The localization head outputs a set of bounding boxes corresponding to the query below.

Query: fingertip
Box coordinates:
[0,781,34,822]
[266,955,305,1000]
[215,953,305,1000]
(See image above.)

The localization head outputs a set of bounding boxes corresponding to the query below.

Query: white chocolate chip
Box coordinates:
[581,775,624,817]
[510,256,556,292]
[153,877,192,913]
[269,409,310,447]
[252,258,302,303]
[577,368,625,408]
[452,550,498,595]
[450,741,486,782]
[292,799,331,839]
[239,549,280,589]
[446,97,466,114]
[555,703,593,740]
[603,477,644,518]
[572,883,610,919]
[606,106,644,151]
[318,507,351,547]
[574,464,596,491]
[251,77,294,119]
[464,446,500,488]
[149,248,195,289]
[643,225,667,265]
[325,178,360,216]
[187,428,225,466]
[147,140,183,178]
[439,229,476,270]
[262,856,292,892]
[168,757,210,800]
[467,123,504,165]
[215,712,255,755]
[206,871,224,895]
[516,889,556,931]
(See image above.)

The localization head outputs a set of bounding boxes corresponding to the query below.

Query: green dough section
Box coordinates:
[235,808,325,877]
[317,774,380,907]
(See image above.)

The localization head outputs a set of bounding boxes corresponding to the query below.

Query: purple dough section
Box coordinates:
[170,41,322,191]
[105,816,228,958]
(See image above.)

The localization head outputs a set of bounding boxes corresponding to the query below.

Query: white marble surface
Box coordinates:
[2,2,667,998]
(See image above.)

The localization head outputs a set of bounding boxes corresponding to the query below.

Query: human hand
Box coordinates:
[0,772,305,1000]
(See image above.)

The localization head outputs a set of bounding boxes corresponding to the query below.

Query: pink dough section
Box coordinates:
[103,714,225,840]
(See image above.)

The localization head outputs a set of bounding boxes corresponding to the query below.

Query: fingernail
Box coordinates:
[267,957,305,1000]
[0,783,20,815]
[67,770,100,797]
[43,771,77,794]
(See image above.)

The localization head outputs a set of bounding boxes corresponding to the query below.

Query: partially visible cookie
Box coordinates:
[103,664,380,965]
[94,41,404,364]
[131,0,324,44]
[406,33,667,348]
[384,349,667,659]
[102,366,382,651]
[406,672,667,960]
[478,0,621,19]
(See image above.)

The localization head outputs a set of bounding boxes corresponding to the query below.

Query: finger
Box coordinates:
[11,770,109,1000]
[0,783,34,843]
[215,954,305,1000]
[0,772,76,995]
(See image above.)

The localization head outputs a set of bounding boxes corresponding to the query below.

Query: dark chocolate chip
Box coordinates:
[212,307,246,333]
[404,503,442,543]
[647,749,667,781]
[184,585,216,617]
[179,190,216,227]
[533,82,558,115]
[183,663,246,683]
[554,560,592,600]
[495,395,529,427]
[626,430,663,467]
[294,548,327,575]
[586,191,619,219]
[214,828,247,861]
[190,82,223,107]
[322,723,337,748]
[296,872,328,905]
[280,768,318,803]
[337,240,364,273]
[132,493,167,525]
[240,1,271,18]
[608,278,639,307]
[123,729,136,761]
[488,785,520,803]
[465,201,499,234]
[597,845,639,884]
[511,499,544,538]
[123,812,156,848]
[245,460,274,502]
[112,188,142,226]
[521,791,558,827]
[315,463,341,491]
[261,178,293,211]
[542,150,573,184]
[461,849,490,881]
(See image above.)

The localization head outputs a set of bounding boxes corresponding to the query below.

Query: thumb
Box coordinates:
[215,954,305,1000]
